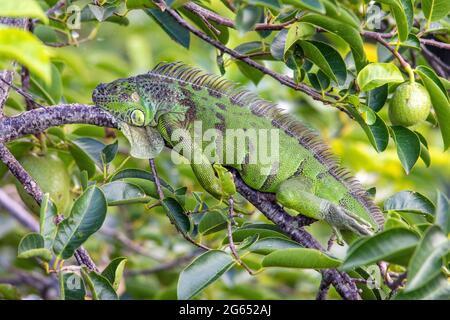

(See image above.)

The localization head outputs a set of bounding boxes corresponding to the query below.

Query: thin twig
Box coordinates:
[149,158,165,200]
[226,197,255,275]
[420,38,450,50]
[362,31,410,70]
[183,2,298,31]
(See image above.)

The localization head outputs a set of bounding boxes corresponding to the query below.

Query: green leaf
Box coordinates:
[59,272,86,300]
[198,210,227,235]
[236,5,262,33]
[322,0,360,28]
[146,9,190,49]
[177,250,235,300]
[18,233,52,261]
[367,84,388,112]
[0,0,48,24]
[384,190,435,215]
[248,238,302,255]
[284,23,315,55]
[377,0,412,42]
[236,60,264,85]
[390,126,421,174]
[262,248,341,269]
[344,105,389,152]
[0,28,51,83]
[422,0,450,22]
[162,197,191,235]
[102,141,118,165]
[416,131,431,167]
[342,228,420,270]
[69,138,105,178]
[394,274,450,299]
[406,226,450,292]
[435,191,450,234]
[39,193,57,250]
[81,269,118,300]
[270,28,288,60]
[29,64,62,105]
[299,40,346,85]
[0,284,21,300]
[416,65,450,150]
[282,0,325,14]
[111,168,173,192]
[300,14,367,71]
[357,63,404,91]
[53,186,107,260]
[248,0,281,10]
[223,226,289,244]
[101,181,150,206]
[101,257,127,291]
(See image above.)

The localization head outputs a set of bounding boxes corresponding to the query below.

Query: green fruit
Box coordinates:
[389,82,431,127]
[14,153,71,214]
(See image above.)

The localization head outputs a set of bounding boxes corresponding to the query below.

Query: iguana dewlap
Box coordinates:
[92,62,384,236]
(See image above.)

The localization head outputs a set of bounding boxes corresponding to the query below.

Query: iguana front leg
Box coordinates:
[158,115,224,199]
[275,177,373,236]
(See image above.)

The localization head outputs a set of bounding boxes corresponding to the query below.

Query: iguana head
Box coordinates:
[93,77,164,160]
[92,77,153,127]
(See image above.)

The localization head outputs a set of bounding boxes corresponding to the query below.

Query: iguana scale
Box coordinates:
[93,62,384,236]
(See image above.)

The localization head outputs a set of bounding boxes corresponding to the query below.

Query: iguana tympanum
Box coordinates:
[93,62,384,236]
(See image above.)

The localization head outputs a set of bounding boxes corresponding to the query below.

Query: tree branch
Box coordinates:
[183,2,298,31]
[361,31,410,70]
[163,5,337,106]
[420,38,450,50]
[0,104,116,143]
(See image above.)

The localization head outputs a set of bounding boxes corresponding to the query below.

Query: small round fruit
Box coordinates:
[14,153,71,214]
[389,82,431,127]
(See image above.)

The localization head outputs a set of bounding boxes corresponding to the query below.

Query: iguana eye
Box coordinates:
[130,109,145,126]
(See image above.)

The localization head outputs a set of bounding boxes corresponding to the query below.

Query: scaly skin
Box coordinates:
[92,62,384,236]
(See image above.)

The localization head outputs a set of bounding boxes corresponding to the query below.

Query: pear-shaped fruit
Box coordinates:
[14,153,71,214]
[389,82,431,127]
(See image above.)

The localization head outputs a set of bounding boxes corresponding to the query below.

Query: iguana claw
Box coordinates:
[324,203,374,236]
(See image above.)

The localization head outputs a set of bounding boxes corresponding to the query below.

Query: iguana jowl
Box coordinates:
[92,62,384,236]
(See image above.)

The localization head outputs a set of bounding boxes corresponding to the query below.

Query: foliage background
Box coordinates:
[0,0,449,300]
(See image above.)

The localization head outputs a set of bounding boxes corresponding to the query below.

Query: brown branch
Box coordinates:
[420,38,450,50]
[362,31,410,70]
[420,45,450,78]
[183,2,298,31]
[163,6,337,105]
[316,278,331,300]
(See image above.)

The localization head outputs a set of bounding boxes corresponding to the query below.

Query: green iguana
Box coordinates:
[92,62,384,236]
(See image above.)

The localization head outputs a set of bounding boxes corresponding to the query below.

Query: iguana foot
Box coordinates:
[322,203,374,236]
